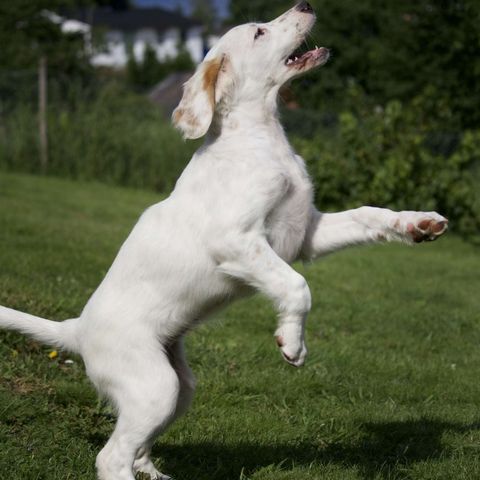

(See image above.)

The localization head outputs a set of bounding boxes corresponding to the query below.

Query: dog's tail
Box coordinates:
[0,305,79,353]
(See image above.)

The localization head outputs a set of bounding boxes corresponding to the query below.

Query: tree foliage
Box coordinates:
[191,0,217,33]
[231,0,480,130]
[127,45,194,89]
[230,0,287,24]
[0,0,90,76]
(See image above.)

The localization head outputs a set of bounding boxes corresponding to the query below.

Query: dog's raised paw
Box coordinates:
[275,335,307,367]
[407,217,448,243]
[395,212,448,243]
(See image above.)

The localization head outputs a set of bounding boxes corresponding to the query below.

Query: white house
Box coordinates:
[60,7,205,68]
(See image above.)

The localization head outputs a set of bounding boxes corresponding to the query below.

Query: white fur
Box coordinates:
[0,5,448,480]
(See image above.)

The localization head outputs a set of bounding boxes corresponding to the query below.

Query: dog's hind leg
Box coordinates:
[168,336,196,420]
[133,336,196,479]
[95,347,180,480]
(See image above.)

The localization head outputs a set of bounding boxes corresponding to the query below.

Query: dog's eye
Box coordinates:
[254,27,266,40]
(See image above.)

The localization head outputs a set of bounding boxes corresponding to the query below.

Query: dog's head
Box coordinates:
[172,1,330,139]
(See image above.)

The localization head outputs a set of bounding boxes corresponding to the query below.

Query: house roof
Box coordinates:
[66,7,202,33]
[149,71,193,115]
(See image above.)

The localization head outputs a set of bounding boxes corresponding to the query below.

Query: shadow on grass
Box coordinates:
[153,418,480,480]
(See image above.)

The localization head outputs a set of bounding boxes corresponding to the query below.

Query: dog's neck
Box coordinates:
[209,87,286,140]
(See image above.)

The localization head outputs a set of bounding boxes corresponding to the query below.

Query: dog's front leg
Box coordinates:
[301,206,448,260]
[218,235,311,366]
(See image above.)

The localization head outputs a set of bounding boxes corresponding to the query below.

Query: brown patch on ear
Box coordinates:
[172,108,184,125]
[172,107,200,133]
[202,58,223,108]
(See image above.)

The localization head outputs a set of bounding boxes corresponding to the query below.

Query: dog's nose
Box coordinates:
[296,1,314,14]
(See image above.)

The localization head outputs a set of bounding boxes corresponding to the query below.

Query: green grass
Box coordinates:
[1,172,480,480]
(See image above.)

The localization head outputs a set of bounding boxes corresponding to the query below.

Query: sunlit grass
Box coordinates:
[1,172,479,479]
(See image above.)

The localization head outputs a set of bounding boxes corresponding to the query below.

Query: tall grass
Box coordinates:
[0,82,197,192]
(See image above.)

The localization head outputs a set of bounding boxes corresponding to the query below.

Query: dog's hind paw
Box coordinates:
[134,458,172,480]
[136,472,172,480]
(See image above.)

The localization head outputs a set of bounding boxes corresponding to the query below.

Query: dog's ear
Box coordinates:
[172,54,230,140]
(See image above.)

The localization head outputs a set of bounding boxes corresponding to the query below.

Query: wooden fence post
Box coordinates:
[38,55,48,172]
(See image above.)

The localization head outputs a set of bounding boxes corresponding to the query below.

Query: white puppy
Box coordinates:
[0,2,448,479]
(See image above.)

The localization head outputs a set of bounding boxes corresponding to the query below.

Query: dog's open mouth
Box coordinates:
[285,45,330,71]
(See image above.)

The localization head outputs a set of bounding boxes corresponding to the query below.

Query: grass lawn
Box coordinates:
[1,172,480,480]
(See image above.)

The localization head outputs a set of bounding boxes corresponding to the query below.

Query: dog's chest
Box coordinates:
[266,155,313,263]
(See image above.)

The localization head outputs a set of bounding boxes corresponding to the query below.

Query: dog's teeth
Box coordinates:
[315,45,319,49]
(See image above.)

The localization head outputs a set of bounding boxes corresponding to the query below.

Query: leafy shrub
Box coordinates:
[294,97,480,237]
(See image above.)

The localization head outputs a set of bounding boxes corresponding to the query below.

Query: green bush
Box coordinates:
[0,82,197,192]
[294,96,480,238]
